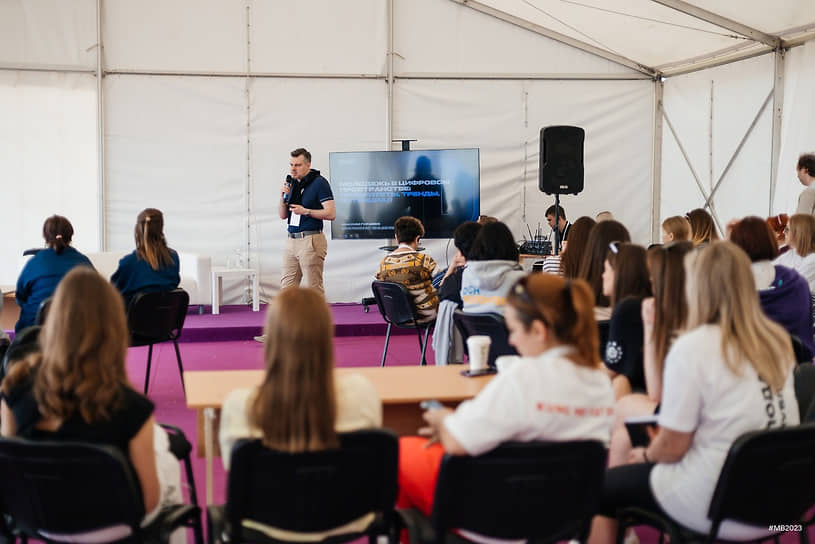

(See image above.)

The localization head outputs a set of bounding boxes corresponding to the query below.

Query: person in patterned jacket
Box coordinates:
[377,216,439,323]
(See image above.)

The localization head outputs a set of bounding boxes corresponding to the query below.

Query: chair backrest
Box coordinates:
[453,310,517,367]
[35,296,52,326]
[371,281,418,326]
[1,325,41,382]
[597,319,610,359]
[0,438,145,535]
[226,429,398,539]
[127,288,189,341]
[707,424,815,533]
[430,440,607,543]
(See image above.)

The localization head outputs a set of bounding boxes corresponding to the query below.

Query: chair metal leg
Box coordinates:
[173,338,185,396]
[419,327,431,366]
[144,344,154,395]
[416,327,426,366]
[381,323,392,367]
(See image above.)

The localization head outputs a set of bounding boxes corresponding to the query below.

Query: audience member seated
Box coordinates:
[542,216,597,276]
[460,221,525,315]
[602,243,652,399]
[685,208,719,247]
[767,213,790,255]
[559,216,596,278]
[590,241,799,543]
[111,208,180,309]
[437,222,482,307]
[596,211,614,222]
[376,216,439,323]
[15,215,93,332]
[660,215,691,243]
[578,220,631,321]
[730,216,814,359]
[606,241,693,469]
[1,267,184,543]
[774,213,815,292]
[432,222,482,365]
[219,288,383,539]
[398,273,614,525]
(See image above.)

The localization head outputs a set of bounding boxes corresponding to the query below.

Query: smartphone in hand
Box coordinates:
[420,399,443,411]
[625,415,658,448]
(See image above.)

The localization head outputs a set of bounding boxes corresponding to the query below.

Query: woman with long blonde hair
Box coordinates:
[1,267,184,542]
[775,213,815,292]
[685,208,719,246]
[590,242,798,543]
[111,208,180,307]
[219,287,381,458]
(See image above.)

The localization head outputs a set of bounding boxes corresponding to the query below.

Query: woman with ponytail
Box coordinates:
[15,215,92,332]
[111,208,180,308]
[398,273,615,522]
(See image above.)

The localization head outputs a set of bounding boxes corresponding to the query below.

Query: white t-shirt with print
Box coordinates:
[444,346,615,455]
[651,324,799,540]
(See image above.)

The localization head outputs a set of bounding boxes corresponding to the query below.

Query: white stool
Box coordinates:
[211,267,260,315]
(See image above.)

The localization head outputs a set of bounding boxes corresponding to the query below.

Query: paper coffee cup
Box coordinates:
[495,355,520,373]
[466,335,491,372]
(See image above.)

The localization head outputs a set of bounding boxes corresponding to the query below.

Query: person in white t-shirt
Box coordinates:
[589,241,799,543]
[774,213,815,293]
[219,287,382,540]
[397,273,615,522]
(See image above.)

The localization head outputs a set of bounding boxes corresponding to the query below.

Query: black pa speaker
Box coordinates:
[539,126,584,195]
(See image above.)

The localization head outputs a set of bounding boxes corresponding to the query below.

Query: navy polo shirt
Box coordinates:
[288,169,334,233]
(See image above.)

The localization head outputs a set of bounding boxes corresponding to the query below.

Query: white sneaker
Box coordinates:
[253,335,266,343]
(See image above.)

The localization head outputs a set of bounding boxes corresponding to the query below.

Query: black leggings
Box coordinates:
[596,462,668,517]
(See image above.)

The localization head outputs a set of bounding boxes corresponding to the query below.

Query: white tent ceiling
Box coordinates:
[465,0,815,75]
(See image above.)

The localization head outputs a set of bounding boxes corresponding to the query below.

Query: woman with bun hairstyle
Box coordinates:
[111,208,180,308]
[398,273,614,521]
[15,215,92,332]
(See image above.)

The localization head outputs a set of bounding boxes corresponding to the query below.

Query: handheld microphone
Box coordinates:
[283,175,294,203]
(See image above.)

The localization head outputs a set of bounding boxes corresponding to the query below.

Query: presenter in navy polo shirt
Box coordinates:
[279,147,336,293]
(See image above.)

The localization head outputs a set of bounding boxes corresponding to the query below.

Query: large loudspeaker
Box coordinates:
[539,126,584,195]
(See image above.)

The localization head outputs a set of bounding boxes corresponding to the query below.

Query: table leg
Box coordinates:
[204,406,215,504]
[252,273,259,312]
[213,275,222,315]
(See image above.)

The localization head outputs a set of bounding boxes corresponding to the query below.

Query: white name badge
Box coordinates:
[290,212,301,227]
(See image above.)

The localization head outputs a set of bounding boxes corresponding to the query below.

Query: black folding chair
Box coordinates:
[398,440,607,544]
[34,296,52,326]
[0,325,40,383]
[208,429,399,544]
[127,289,189,395]
[159,423,204,544]
[452,310,517,368]
[615,424,815,544]
[371,281,435,366]
[0,437,201,544]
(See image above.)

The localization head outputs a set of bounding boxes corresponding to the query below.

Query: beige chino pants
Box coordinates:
[280,232,327,293]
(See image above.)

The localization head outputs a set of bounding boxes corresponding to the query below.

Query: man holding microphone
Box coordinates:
[279,147,335,293]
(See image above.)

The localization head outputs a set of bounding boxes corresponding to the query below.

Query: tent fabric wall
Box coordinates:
[660,53,775,232]
[2,0,814,303]
[774,41,815,216]
[0,71,98,285]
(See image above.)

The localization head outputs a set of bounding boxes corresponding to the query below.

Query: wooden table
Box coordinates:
[185,365,495,503]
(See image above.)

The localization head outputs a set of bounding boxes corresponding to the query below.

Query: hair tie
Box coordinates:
[55,234,63,240]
